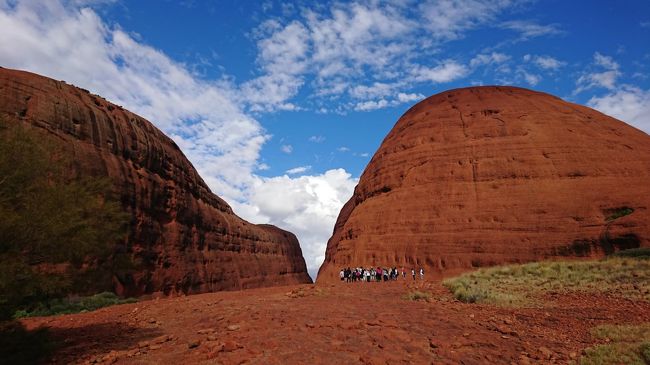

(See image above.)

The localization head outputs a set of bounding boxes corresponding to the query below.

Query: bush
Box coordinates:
[13,292,137,318]
[403,291,431,301]
[611,248,650,259]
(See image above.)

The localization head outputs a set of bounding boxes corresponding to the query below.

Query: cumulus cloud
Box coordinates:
[239,169,358,278]
[308,135,325,143]
[588,86,650,134]
[281,144,294,154]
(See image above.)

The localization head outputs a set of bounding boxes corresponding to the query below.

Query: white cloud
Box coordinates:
[419,0,516,40]
[470,52,510,67]
[521,71,541,86]
[524,54,565,70]
[412,60,468,83]
[500,20,563,39]
[281,144,293,153]
[337,146,350,152]
[244,0,527,112]
[396,92,425,103]
[354,99,389,111]
[308,135,325,143]
[286,165,312,175]
[576,52,621,93]
[588,86,650,134]
[238,169,358,278]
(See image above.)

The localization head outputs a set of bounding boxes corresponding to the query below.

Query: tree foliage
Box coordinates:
[0,118,129,321]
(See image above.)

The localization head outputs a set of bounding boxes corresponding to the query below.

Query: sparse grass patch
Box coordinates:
[403,291,431,301]
[580,323,650,365]
[13,292,137,318]
[443,258,650,306]
[612,247,650,259]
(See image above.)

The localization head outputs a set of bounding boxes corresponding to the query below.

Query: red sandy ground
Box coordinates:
[21,280,650,364]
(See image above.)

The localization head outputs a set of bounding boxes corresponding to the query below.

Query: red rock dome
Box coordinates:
[0,67,312,296]
[318,86,650,283]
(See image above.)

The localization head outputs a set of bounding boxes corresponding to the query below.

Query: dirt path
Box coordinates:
[21,280,650,364]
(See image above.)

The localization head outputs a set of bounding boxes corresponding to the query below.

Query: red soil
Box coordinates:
[21,280,650,364]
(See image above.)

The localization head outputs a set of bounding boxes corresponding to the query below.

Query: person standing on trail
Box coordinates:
[376,267,382,282]
[419,268,424,280]
[339,269,344,281]
[401,267,406,279]
[411,268,416,280]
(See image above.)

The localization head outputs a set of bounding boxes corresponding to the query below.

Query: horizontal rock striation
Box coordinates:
[0,67,311,296]
[318,86,650,282]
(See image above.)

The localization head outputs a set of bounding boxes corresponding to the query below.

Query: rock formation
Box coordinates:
[0,67,311,296]
[318,86,650,282]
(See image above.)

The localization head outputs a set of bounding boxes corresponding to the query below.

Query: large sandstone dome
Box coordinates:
[0,67,312,296]
[318,86,650,283]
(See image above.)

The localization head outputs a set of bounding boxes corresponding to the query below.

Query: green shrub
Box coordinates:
[13,292,137,318]
[403,291,431,301]
[611,248,650,259]
[0,118,130,321]
[606,207,634,221]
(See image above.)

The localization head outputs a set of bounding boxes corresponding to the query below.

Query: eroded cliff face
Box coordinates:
[318,86,650,282]
[0,67,311,296]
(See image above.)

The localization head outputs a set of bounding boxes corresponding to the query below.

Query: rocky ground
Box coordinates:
[20,280,650,364]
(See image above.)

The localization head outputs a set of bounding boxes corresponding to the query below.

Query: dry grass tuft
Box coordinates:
[442,258,650,307]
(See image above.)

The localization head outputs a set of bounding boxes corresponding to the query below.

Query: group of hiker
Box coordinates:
[339,266,424,282]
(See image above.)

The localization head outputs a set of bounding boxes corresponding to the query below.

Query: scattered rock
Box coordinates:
[538,346,553,360]
[152,334,172,344]
[221,340,242,352]
[188,340,201,349]
[227,324,240,331]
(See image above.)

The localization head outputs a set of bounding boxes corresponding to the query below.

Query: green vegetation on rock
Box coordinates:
[0,118,130,321]
[443,258,650,307]
[13,292,137,318]
[605,207,634,221]
[611,247,650,259]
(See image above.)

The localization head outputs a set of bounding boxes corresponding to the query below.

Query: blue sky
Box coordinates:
[1,0,649,278]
